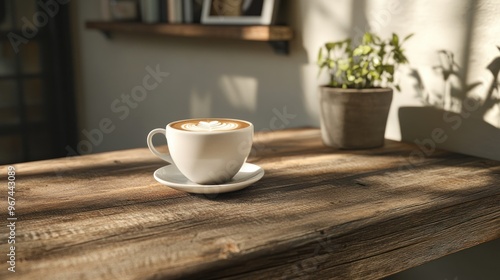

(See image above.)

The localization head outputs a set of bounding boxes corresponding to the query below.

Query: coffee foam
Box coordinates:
[179,120,240,131]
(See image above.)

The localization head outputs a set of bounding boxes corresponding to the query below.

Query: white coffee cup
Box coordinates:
[147,118,253,185]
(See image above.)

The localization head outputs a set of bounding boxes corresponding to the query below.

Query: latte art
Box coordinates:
[181,121,239,131]
[170,118,250,132]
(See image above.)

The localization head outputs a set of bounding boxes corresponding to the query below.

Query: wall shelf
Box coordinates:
[85,21,293,54]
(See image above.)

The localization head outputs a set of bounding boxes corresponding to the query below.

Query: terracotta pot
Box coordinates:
[319,87,393,149]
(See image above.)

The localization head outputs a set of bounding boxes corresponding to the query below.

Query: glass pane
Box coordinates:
[24,78,45,122]
[0,41,17,76]
[23,78,43,105]
[0,0,13,31]
[0,134,23,164]
[15,0,37,29]
[20,41,41,74]
[28,129,53,160]
[0,79,17,106]
[0,79,20,125]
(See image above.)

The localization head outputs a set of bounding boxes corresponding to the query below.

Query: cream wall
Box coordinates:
[72,1,313,154]
[72,0,500,159]
[72,0,499,277]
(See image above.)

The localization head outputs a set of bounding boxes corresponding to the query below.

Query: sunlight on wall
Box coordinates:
[75,0,499,159]
[298,0,351,63]
[300,64,321,124]
[190,89,212,118]
[218,75,258,113]
[296,0,499,160]
[364,0,403,35]
[294,0,351,123]
[467,1,500,128]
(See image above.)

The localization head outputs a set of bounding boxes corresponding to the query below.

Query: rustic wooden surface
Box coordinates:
[1,128,499,279]
[86,21,294,41]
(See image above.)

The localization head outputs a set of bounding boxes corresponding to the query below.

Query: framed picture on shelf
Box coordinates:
[201,0,278,25]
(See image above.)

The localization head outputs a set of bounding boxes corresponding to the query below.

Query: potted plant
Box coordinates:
[317,32,413,149]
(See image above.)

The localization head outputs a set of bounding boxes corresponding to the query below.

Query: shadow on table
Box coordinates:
[197,149,500,207]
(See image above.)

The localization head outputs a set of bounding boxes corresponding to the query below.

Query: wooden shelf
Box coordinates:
[85,21,293,54]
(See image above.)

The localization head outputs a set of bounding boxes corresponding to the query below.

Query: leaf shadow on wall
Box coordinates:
[399,47,500,160]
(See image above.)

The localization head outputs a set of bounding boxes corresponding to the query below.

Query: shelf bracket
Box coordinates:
[269,41,289,55]
[101,31,112,39]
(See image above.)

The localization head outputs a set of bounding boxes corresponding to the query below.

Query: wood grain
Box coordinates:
[85,21,294,42]
[0,128,499,279]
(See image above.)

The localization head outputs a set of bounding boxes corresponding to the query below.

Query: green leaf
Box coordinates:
[325,41,343,51]
[363,45,372,55]
[403,33,414,42]
[378,43,386,58]
[317,48,323,64]
[324,42,335,51]
[353,45,372,56]
[363,32,373,44]
[395,85,401,91]
[316,58,324,67]
[353,46,364,56]
[391,33,399,46]
[384,65,395,74]
[369,70,380,80]
[316,32,413,89]
[339,60,350,71]
[395,52,409,64]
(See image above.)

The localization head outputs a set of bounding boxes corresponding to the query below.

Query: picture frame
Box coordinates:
[201,0,278,25]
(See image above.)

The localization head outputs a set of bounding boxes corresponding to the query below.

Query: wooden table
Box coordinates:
[1,128,499,279]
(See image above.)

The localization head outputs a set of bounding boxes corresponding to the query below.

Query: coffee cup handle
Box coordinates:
[147,128,173,163]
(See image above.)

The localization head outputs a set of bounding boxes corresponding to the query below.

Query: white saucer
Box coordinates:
[153,163,264,194]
